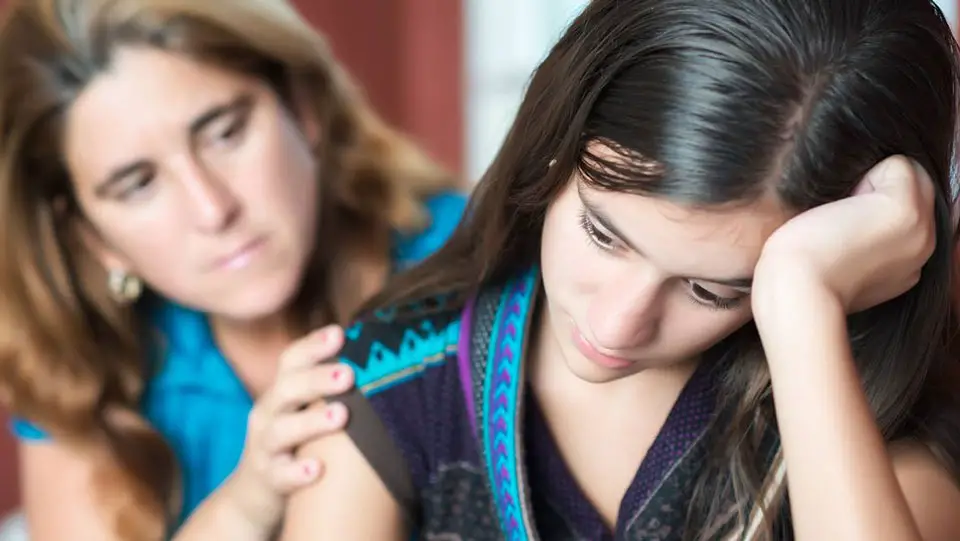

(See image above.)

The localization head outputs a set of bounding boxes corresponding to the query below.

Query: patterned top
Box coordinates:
[336,268,786,540]
[9,191,467,527]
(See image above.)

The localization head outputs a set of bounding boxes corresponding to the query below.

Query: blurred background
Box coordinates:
[0,0,957,515]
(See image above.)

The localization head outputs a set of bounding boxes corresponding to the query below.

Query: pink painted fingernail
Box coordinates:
[302,461,318,478]
[325,405,341,421]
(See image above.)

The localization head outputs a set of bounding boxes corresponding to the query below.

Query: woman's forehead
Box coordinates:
[63,47,266,193]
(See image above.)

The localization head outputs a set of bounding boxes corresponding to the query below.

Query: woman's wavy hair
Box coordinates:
[0,0,458,538]
[369,0,960,538]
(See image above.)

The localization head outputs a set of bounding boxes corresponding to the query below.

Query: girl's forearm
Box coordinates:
[755,288,920,541]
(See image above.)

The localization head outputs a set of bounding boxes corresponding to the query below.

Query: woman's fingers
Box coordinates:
[268,455,326,493]
[269,362,354,413]
[262,403,350,455]
[277,325,345,372]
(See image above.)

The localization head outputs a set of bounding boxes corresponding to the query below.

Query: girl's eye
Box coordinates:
[687,280,745,311]
[579,210,616,250]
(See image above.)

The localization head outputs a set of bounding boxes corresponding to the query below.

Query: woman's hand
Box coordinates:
[752,155,936,329]
[224,325,354,536]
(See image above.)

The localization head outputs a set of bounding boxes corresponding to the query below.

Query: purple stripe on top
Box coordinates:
[456,295,478,434]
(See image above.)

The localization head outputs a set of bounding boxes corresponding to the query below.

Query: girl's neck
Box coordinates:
[526,302,699,529]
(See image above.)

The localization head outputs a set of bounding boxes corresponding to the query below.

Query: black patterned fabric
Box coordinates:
[339,269,788,540]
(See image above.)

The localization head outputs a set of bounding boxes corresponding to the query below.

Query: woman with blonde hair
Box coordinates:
[0,0,465,539]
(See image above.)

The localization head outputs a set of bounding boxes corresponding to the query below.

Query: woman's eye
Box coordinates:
[116,172,155,200]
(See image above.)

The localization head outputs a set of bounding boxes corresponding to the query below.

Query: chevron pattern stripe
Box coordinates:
[482,269,538,541]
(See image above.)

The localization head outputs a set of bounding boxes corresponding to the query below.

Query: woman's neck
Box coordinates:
[209,312,295,397]
[328,226,393,322]
[207,229,394,396]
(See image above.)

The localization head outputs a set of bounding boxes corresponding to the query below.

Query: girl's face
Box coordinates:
[539,145,791,383]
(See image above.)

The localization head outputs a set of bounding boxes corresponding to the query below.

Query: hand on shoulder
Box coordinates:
[225,326,355,534]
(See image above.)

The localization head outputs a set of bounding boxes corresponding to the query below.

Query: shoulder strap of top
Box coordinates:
[337,385,422,522]
[337,305,461,526]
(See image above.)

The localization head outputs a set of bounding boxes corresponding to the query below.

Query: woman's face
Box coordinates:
[539,146,791,383]
[65,46,319,322]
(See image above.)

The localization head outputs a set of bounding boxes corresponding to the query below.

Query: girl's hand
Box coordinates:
[752,155,935,328]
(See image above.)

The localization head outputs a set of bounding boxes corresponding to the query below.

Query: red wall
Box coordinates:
[0,0,463,515]
[0,409,17,516]
[297,0,464,172]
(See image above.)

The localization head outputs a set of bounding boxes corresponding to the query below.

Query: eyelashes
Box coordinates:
[685,281,742,310]
[576,209,745,311]
[578,209,616,250]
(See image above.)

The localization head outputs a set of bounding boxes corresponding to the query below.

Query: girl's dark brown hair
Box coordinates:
[0,0,459,538]
[369,0,960,537]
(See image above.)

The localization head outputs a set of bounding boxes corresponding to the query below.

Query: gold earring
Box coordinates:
[108,269,143,303]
